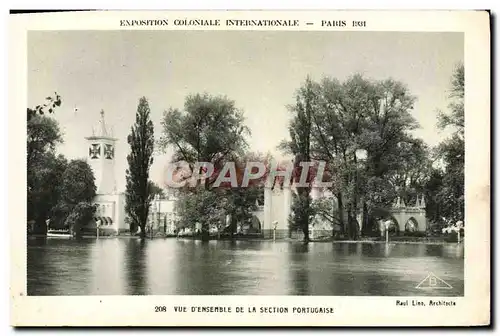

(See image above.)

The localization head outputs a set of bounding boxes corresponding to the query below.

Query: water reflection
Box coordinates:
[288,243,310,295]
[27,239,464,296]
[91,239,126,295]
[27,237,93,295]
[442,243,465,259]
[125,239,147,295]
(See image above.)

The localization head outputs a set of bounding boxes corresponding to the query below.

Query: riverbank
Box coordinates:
[29,233,461,245]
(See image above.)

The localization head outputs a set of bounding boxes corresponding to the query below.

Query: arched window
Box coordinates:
[405,217,419,232]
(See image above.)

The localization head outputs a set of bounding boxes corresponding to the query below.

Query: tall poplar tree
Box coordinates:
[281,77,317,243]
[125,97,155,238]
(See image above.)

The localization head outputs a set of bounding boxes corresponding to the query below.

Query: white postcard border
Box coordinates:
[9,10,490,327]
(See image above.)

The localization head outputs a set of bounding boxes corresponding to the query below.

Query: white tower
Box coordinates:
[85,110,117,195]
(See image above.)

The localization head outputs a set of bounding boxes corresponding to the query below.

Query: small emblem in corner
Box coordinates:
[416,272,453,289]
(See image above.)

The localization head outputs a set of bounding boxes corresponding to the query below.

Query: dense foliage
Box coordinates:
[279,66,464,240]
[433,63,465,224]
[27,94,98,235]
[158,94,250,240]
[51,159,97,236]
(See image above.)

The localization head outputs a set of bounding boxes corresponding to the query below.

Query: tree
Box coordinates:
[310,196,340,228]
[424,167,445,225]
[280,77,317,243]
[158,93,249,240]
[63,202,96,237]
[125,97,155,238]
[352,78,418,236]
[434,63,465,224]
[386,138,432,205]
[218,151,268,238]
[26,94,98,236]
[438,63,464,134]
[27,94,64,234]
[27,93,61,122]
[148,181,165,198]
[302,74,419,238]
[60,159,97,204]
[27,152,67,233]
[27,115,63,169]
[175,188,227,235]
[52,159,97,237]
[158,93,249,187]
[221,183,261,238]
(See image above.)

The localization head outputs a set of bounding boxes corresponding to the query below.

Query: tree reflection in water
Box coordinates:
[125,238,147,295]
[288,243,310,295]
[27,239,464,296]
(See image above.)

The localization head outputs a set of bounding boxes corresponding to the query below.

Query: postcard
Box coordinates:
[10,10,490,326]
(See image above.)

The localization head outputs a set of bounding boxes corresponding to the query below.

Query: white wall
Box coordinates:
[94,193,125,233]
[149,198,179,233]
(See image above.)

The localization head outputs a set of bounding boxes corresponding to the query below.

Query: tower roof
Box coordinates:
[98,109,109,137]
[85,109,117,141]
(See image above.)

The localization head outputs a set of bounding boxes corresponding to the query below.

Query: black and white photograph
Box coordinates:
[11,10,490,327]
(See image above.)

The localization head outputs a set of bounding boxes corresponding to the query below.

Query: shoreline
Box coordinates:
[29,234,462,245]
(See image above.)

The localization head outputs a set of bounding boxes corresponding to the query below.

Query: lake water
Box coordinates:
[27,237,464,296]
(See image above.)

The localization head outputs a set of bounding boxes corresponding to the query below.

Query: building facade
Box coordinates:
[147,194,180,235]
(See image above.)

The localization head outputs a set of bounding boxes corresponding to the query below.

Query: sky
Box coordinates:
[28,31,463,192]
